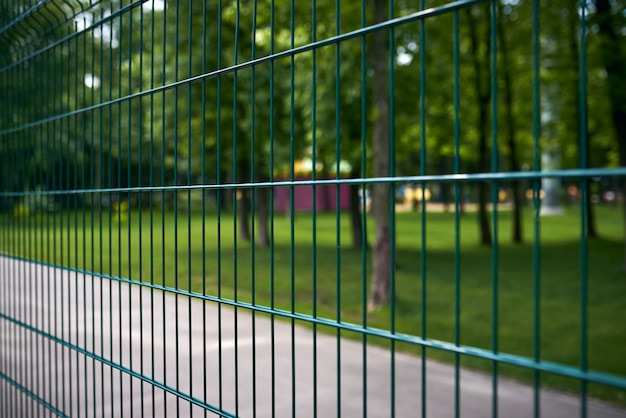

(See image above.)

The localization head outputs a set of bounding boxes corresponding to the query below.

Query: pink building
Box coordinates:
[273,178,351,212]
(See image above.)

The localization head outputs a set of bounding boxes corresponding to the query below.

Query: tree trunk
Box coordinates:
[459,183,466,215]
[477,183,492,245]
[594,0,626,269]
[368,0,393,310]
[256,187,270,247]
[349,183,364,249]
[439,157,451,213]
[583,174,597,238]
[220,169,231,210]
[467,8,493,246]
[238,189,251,241]
[411,195,420,212]
[441,183,450,213]
[622,180,626,272]
[498,11,523,243]
[568,6,598,239]
[349,167,369,250]
[93,146,103,212]
[323,167,332,212]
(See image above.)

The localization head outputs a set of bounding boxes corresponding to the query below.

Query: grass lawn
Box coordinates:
[3,199,626,405]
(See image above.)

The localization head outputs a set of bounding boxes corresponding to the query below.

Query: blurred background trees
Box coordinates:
[1,0,624,305]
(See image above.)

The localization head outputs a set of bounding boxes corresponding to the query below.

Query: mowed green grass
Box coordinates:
[4,200,626,404]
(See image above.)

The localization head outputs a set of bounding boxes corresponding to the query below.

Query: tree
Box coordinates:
[593,0,626,268]
[368,0,393,309]
[498,4,524,243]
[466,5,493,246]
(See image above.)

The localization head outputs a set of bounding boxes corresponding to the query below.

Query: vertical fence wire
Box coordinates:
[388,2,397,417]
[268,0,276,414]
[186,2,193,416]
[490,1,499,416]
[200,1,208,415]
[578,1,589,416]
[250,3,258,416]
[149,2,157,416]
[360,4,368,418]
[531,0,542,416]
[334,2,342,416]
[453,11,461,418]
[289,2,297,415]
[419,0,428,416]
[311,3,319,417]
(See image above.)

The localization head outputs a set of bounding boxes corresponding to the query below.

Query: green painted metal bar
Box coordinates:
[149,0,157,413]
[419,0,427,416]
[173,3,181,415]
[388,0,397,415]
[578,1,589,417]
[216,0,224,410]
[35,58,45,417]
[289,2,297,415]
[311,3,319,417]
[106,2,114,411]
[4,58,10,412]
[360,3,368,418]
[18,55,27,418]
[1,85,6,413]
[90,13,99,417]
[159,3,168,413]
[490,1,499,416]
[25,53,35,418]
[76,18,85,417]
[55,24,63,409]
[161,2,168,409]
[186,2,193,415]
[127,8,136,416]
[201,0,208,416]
[116,9,124,416]
[250,2,258,416]
[4,167,626,201]
[268,1,276,414]
[531,0,542,416]
[335,2,342,416]
[13,42,21,418]
[1,199,6,416]
[453,10,461,418]
[232,1,241,414]
[138,4,147,415]
[358,0,368,417]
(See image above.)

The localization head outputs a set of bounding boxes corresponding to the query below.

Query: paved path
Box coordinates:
[1,257,625,417]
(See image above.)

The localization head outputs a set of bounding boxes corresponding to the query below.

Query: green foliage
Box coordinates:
[1,0,621,193]
[12,203,30,219]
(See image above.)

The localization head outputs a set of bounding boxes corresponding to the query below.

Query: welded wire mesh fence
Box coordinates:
[1,0,626,417]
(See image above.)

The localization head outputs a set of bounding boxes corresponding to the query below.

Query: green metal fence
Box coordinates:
[1,0,626,417]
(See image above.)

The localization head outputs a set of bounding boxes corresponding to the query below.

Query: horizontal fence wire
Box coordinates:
[1,254,626,392]
[1,0,626,417]
[0,167,625,198]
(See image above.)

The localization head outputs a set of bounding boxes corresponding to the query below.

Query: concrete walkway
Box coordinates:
[1,257,625,417]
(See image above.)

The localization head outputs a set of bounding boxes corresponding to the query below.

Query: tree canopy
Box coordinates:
[1,0,624,301]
